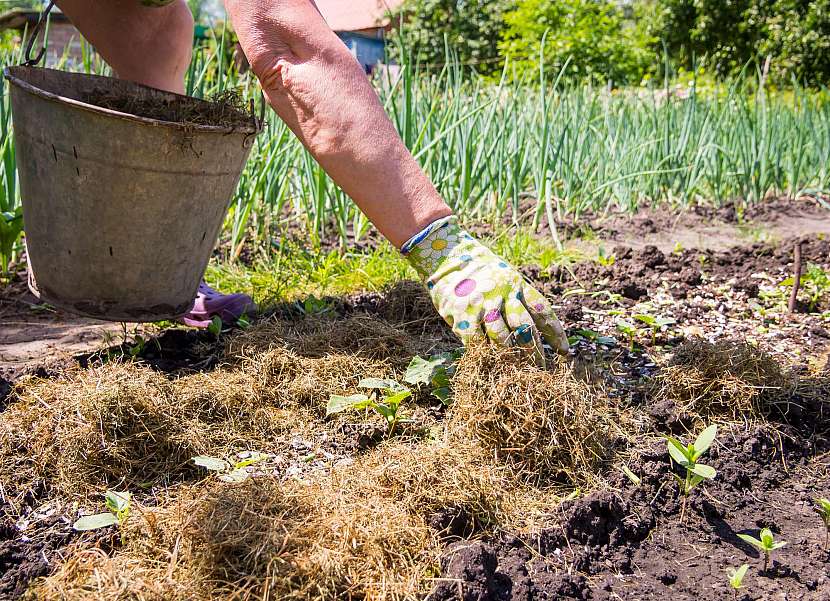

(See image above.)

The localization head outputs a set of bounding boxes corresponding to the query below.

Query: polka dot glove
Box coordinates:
[404,218,569,359]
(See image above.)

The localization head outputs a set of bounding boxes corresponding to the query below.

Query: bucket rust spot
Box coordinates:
[51,144,57,162]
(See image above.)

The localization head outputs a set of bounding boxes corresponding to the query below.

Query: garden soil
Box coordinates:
[0,230,829,599]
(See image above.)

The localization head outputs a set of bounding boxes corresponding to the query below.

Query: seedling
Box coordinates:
[296,295,331,316]
[73,490,131,533]
[665,424,718,523]
[404,350,463,405]
[815,497,830,550]
[193,452,268,483]
[633,313,676,345]
[727,563,749,599]
[615,318,639,351]
[569,328,617,347]
[737,528,787,573]
[327,379,412,435]
[128,334,146,359]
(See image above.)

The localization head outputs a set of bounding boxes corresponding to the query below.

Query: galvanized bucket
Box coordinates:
[4,66,259,321]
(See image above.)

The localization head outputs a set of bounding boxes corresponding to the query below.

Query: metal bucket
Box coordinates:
[4,66,259,321]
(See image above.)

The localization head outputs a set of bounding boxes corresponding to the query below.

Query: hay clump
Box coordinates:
[226,314,432,366]
[653,338,793,420]
[448,344,624,487]
[0,365,187,506]
[33,440,510,601]
[0,332,395,505]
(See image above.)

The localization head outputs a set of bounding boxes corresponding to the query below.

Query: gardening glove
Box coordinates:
[403,217,569,361]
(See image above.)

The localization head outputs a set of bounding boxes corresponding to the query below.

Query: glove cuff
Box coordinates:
[400,215,456,254]
[403,217,475,279]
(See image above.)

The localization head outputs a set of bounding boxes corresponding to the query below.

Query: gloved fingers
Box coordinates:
[481,307,512,346]
[504,297,546,366]
[520,286,570,355]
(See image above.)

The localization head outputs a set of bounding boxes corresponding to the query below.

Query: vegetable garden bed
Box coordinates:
[1,232,828,601]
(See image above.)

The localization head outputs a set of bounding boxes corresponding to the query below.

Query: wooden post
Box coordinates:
[788,240,803,313]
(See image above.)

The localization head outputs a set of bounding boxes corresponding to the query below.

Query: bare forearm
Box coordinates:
[223,0,452,247]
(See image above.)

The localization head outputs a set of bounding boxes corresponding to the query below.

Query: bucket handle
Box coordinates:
[22,0,55,67]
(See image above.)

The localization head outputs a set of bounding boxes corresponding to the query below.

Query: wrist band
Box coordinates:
[400,215,455,254]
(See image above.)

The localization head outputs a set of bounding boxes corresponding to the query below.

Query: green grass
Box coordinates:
[204,224,582,309]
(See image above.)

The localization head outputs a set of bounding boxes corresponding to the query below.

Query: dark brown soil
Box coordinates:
[1,228,827,599]
[428,423,830,601]
[1,499,80,599]
[532,235,830,308]
[82,88,254,129]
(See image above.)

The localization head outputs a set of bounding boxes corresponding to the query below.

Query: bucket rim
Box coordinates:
[3,65,261,136]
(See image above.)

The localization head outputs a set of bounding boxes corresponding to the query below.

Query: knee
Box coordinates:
[156,1,195,69]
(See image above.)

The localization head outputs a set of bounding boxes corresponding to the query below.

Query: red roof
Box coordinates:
[315,0,406,32]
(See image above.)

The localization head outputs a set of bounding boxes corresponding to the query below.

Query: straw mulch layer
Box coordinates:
[1,312,627,600]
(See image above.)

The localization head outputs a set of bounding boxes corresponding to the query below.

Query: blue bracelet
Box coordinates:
[400,216,455,254]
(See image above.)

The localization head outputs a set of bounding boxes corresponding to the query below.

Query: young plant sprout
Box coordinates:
[615,318,639,351]
[327,378,412,435]
[815,498,830,550]
[737,528,787,573]
[665,424,717,523]
[404,350,463,405]
[727,563,749,599]
[193,452,268,483]
[633,313,676,345]
[73,490,131,532]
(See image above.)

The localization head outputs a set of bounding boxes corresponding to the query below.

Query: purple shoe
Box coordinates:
[180,281,256,328]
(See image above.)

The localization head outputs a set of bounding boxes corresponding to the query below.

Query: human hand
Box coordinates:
[405,218,569,361]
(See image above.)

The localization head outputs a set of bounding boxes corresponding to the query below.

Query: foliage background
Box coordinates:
[394,0,830,86]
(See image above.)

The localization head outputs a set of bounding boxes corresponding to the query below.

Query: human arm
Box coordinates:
[223,0,569,357]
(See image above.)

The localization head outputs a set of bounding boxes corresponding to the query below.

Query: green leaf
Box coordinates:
[73,513,119,531]
[691,463,716,479]
[634,314,656,326]
[770,541,787,550]
[193,456,230,472]
[208,316,223,336]
[760,528,774,546]
[655,317,676,327]
[358,378,405,391]
[596,336,617,346]
[234,452,269,470]
[689,473,705,489]
[728,563,749,589]
[432,386,453,405]
[105,491,131,514]
[374,403,397,425]
[817,498,830,515]
[737,533,763,550]
[219,468,250,483]
[383,389,412,408]
[404,355,446,386]
[694,425,717,455]
[666,437,691,465]
[326,394,371,416]
[575,328,599,341]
